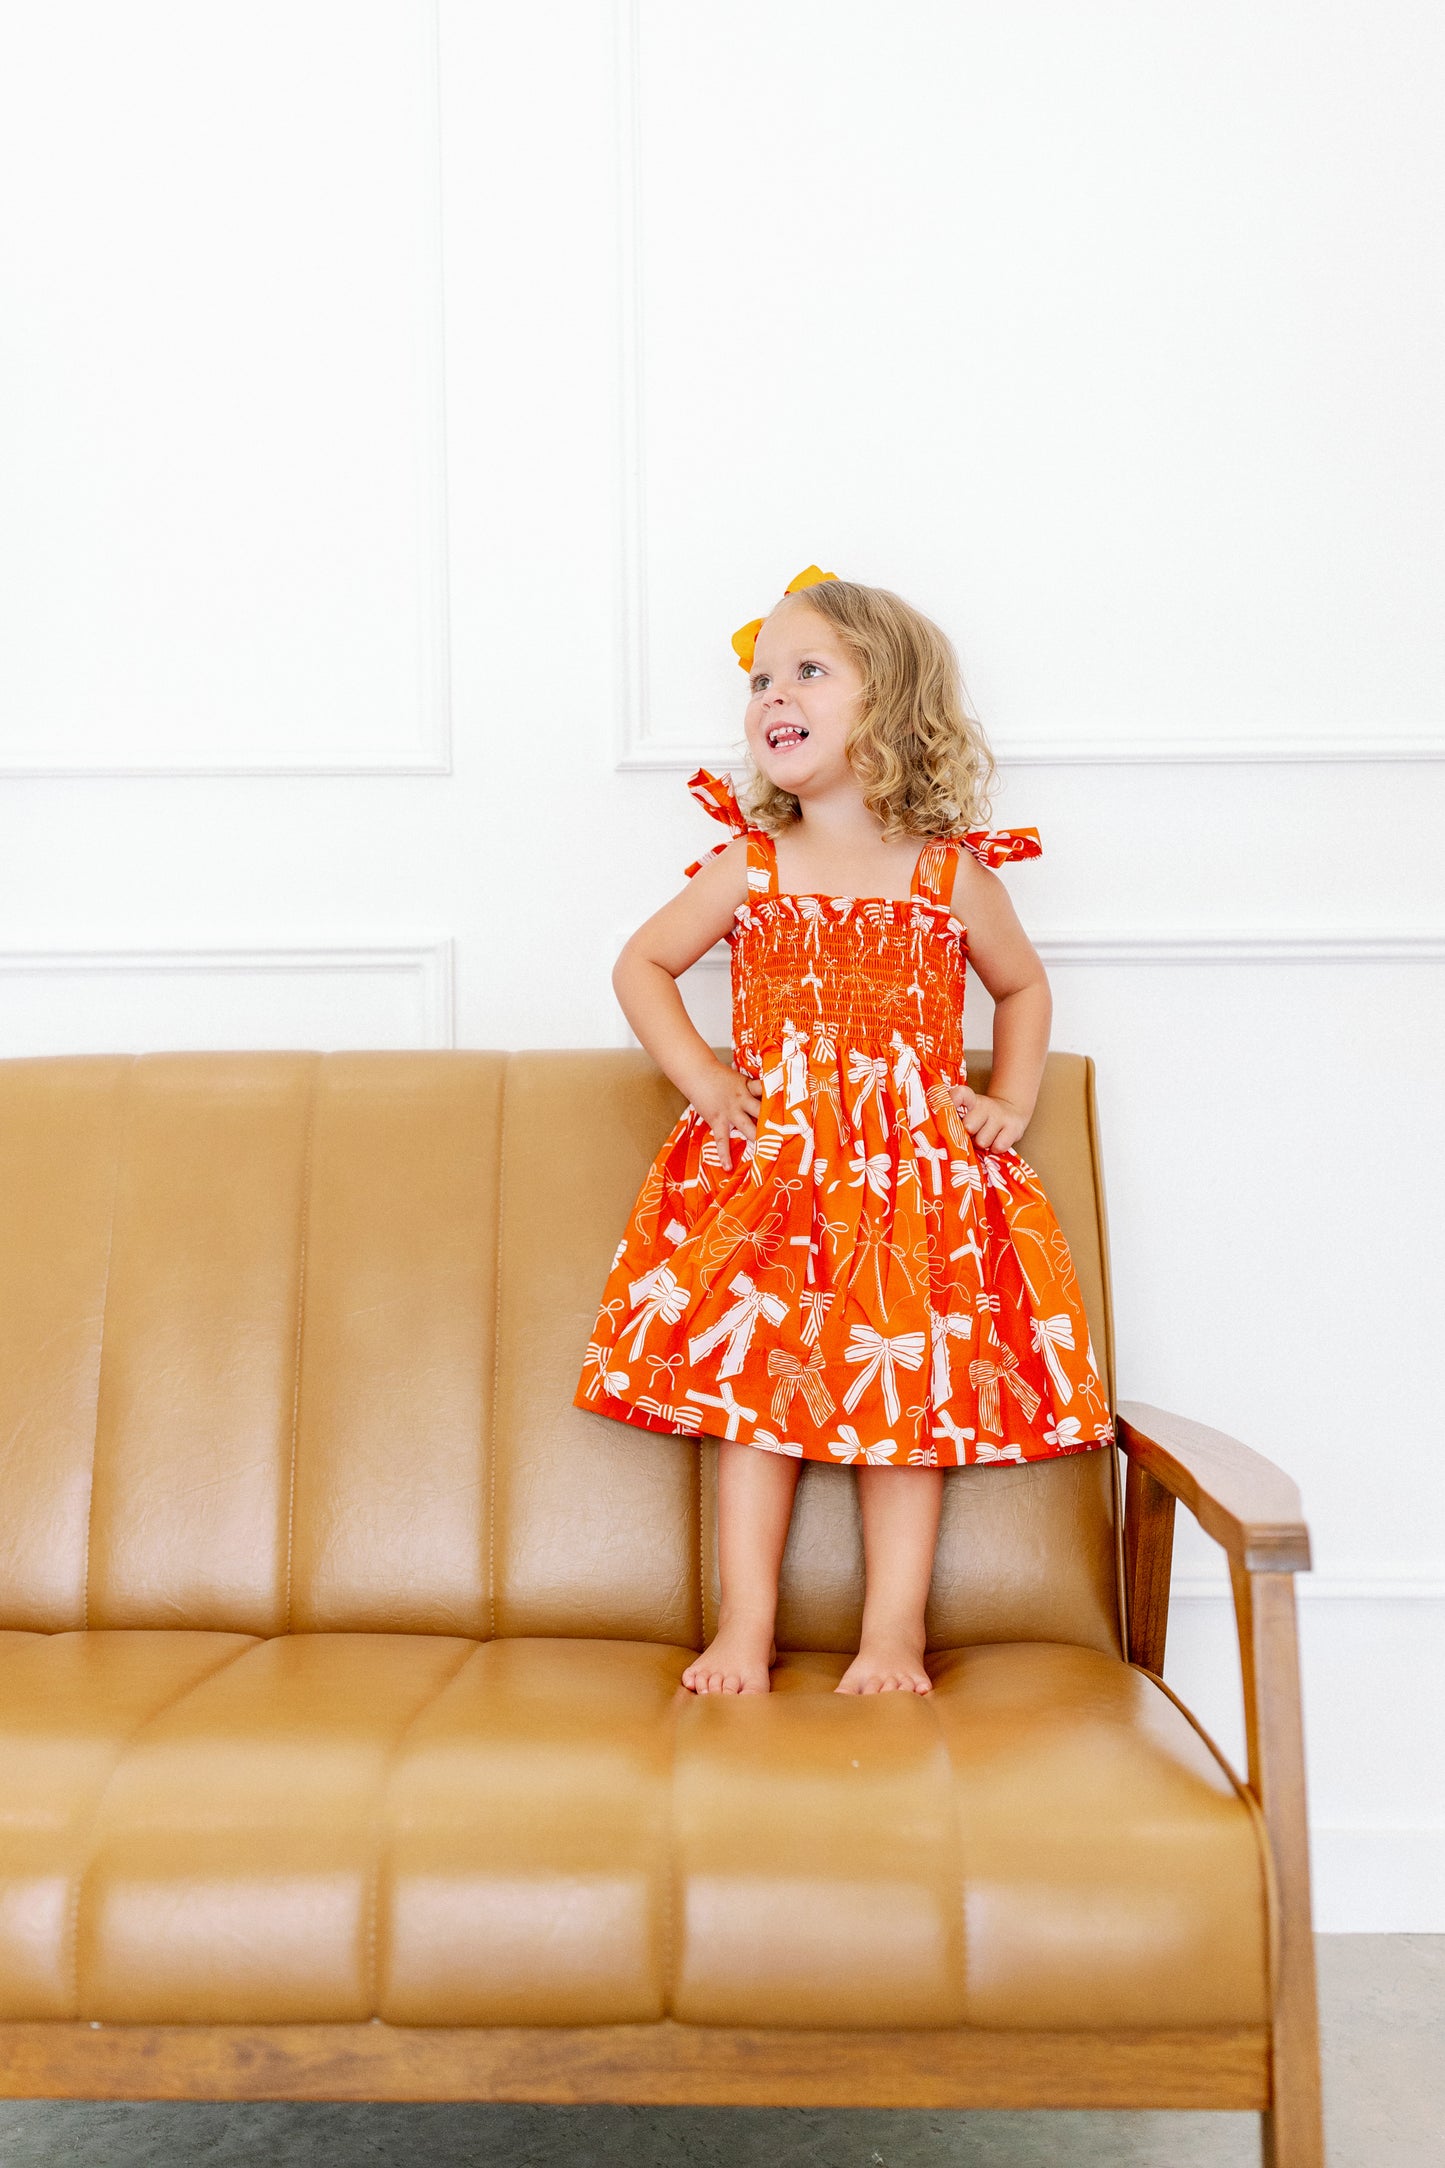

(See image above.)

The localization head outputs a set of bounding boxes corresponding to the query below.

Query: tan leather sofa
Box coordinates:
[0,1049,1321,2163]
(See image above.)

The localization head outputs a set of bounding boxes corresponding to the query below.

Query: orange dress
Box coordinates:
[574,769,1113,1468]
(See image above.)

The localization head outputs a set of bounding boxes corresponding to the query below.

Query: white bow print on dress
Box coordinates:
[623,1264,688,1359]
[581,1341,630,1401]
[841,1325,927,1425]
[766,1345,836,1425]
[890,1033,931,1130]
[687,1270,789,1378]
[931,1408,975,1460]
[1029,1313,1076,1404]
[912,1135,949,1196]
[682,1380,757,1438]
[781,1019,809,1108]
[826,1424,899,1466]
[799,1288,834,1345]
[846,1051,889,1122]
[927,1307,974,1406]
[846,1145,892,1197]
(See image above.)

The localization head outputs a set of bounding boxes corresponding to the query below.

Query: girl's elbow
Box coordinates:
[611,939,640,997]
[995,968,1051,1009]
[613,939,673,995]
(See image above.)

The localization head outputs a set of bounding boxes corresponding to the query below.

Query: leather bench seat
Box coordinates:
[0,1629,1268,2033]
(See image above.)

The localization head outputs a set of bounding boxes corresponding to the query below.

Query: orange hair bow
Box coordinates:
[731,565,839,674]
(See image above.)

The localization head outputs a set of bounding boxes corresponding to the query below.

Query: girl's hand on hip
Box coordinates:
[948,1085,1028,1154]
[693,1065,762,1171]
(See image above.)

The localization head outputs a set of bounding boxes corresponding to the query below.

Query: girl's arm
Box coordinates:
[945,850,1052,1153]
[612,840,761,1168]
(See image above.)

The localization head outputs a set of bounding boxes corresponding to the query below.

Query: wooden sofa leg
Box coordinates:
[1236,1565,1324,2168]
[1261,2043,1325,2168]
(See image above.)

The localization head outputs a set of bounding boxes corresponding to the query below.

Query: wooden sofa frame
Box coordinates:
[1,1404,1323,2166]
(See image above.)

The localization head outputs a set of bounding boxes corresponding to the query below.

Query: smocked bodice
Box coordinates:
[729,892,969,1074]
[683,767,1041,1083]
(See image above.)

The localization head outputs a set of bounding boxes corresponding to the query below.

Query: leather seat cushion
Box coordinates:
[0,1631,1268,2030]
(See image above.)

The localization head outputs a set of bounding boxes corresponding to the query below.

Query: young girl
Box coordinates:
[575,568,1111,1697]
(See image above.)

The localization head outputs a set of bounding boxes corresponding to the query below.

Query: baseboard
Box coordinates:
[1311,1827,1445,1932]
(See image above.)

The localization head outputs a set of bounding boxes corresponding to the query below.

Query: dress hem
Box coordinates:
[573,1386,1114,1468]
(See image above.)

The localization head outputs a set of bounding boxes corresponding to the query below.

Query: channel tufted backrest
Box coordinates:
[0,1050,1121,1654]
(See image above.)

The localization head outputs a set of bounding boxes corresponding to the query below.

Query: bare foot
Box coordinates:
[835,1632,932,1695]
[682,1618,778,1695]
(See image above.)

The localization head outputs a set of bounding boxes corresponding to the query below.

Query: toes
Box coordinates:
[834,1657,932,1696]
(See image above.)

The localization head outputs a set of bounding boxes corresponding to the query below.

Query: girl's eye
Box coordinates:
[750,674,769,694]
[799,661,822,678]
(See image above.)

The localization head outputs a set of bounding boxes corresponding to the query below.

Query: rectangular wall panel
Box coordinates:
[618,0,1445,764]
[0,945,453,1056]
[0,1,449,771]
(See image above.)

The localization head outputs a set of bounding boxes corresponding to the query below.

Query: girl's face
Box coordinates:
[743,601,865,795]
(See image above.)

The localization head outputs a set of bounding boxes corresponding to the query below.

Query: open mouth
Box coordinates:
[765,724,809,751]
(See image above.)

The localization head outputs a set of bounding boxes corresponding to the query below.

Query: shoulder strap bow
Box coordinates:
[684,766,757,879]
[961,827,1042,869]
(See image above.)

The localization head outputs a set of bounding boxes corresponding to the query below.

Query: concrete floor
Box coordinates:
[0,1937,1438,2167]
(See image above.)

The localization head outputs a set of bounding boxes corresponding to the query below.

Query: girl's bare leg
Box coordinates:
[683,1440,801,1694]
[836,1465,944,1693]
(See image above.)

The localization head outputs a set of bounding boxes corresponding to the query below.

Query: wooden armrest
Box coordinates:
[1112,1405,1323,2152]
[1116,1400,1311,1575]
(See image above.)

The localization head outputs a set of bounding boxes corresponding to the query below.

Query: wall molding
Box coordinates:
[618,736,1445,771]
[609,4,1445,775]
[2,0,452,780]
[1310,1825,1445,1933]
[0,755,456,781]
[676,929,1445,972]
[0,939,456,1049]
[612,0,650,782]
[1028,929,1445,965]
[1171,1569,1445,1602]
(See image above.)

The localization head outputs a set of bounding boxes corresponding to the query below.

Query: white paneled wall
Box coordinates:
[0,1,449,774]
[2,1,1442,1926]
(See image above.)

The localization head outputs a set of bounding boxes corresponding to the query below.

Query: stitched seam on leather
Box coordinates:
[65,1635,260,2019]
[696,1440,705,1648]
[926,1678,972,2025]
[1133,1659,1281,2022]
[363,1640,477,2021]
[660,1683,684,2018]
[487,1062,509,1643]
[282,1055,320,1634]
[80,1057,134,1632]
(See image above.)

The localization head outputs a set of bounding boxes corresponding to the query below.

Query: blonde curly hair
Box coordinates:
[739,579,996,837]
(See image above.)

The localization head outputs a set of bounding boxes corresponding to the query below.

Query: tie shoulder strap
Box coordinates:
[910,828,1043,906]
[960,826,1043,870]
[910,839,962,906]
[683,767,777,895]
